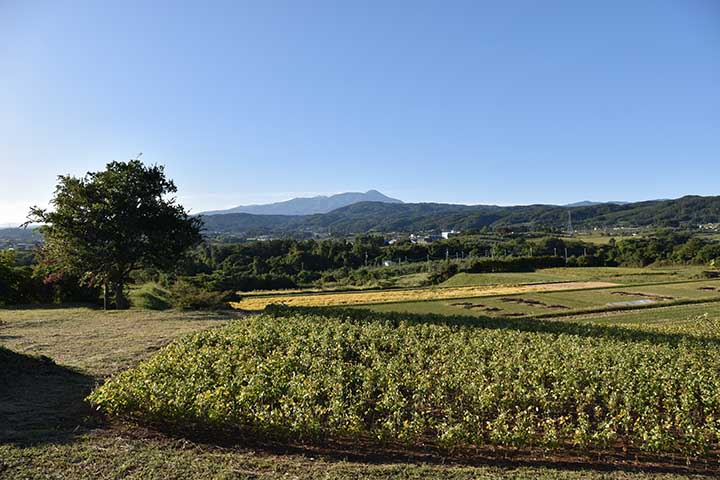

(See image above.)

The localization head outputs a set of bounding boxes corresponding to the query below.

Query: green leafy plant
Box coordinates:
[90,307,720,455]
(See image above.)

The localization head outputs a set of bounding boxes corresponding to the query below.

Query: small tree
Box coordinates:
[27,159,203,309]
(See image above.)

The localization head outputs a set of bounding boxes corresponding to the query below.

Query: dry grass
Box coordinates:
[0,307,236,377]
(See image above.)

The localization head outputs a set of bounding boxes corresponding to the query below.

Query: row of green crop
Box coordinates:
[89,307,720,455]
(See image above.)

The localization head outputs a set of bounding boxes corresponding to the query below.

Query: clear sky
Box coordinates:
[1,0,719,224]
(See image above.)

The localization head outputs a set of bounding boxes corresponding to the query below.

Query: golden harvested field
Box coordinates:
[231,281,617,310]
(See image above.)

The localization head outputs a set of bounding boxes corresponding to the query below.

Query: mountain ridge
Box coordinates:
[200,195,720,237]
[563,200,630,207]
[200,190,403,216]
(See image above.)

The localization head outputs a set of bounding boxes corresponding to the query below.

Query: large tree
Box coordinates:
[27,159,203,309]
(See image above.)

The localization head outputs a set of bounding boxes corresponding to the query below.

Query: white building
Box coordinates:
[442,230,460,239]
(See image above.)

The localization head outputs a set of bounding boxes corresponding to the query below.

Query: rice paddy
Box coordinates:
[365,279,720,318]
[232,266,719,317]
[231,281,617,310]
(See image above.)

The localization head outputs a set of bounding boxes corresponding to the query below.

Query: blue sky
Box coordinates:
[1,0,718,224]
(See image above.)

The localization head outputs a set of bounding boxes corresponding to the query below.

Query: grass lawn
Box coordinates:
[0,306,717,479]
[440,271,574,287]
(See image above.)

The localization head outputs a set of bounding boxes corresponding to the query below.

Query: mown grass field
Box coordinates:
[3,305,720,478]
[567,302,720,325]
[441,266,709,287]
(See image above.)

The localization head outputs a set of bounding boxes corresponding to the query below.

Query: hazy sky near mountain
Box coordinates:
[1,0,719,224]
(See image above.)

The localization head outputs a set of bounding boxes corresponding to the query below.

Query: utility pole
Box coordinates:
[564,247,568,264]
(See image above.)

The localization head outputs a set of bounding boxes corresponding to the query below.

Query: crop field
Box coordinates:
[553,235,641,245]
[233,266,716,313]
[90,306,720,462]
[367,279,720,317]
[232,281,616,310]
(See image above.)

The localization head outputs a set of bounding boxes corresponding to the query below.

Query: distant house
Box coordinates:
[383,260,396,267]
[247,235,275,241]
[410,232,443,244]
[442,230,460,239]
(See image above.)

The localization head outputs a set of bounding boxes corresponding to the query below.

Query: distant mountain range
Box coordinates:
[4,194,719,242]
[199,192,642,217]
[563,201,630,207]
[201,195,720,237]
[200,190,403,216]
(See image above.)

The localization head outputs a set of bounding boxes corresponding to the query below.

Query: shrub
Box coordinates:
[129,283,172,310]
[170,281,233,310]
[429,262,459,284]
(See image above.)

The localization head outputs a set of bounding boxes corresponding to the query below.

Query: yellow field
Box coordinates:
[231,281,617,310]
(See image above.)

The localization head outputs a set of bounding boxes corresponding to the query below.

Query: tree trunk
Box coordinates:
[103,282,109,310]
[114,280,129,310]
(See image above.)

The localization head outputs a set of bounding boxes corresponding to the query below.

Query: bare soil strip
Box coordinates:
[612,291,674,300]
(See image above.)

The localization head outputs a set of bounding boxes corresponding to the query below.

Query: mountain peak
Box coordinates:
[564,200,630,207]
[201,190,403,216]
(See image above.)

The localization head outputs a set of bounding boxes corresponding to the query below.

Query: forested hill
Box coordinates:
[200,195,720,236]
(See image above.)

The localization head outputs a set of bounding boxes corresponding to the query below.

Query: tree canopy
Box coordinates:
[27,160,203,308]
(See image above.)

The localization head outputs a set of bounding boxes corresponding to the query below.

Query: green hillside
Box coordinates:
[200,195,720,236]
